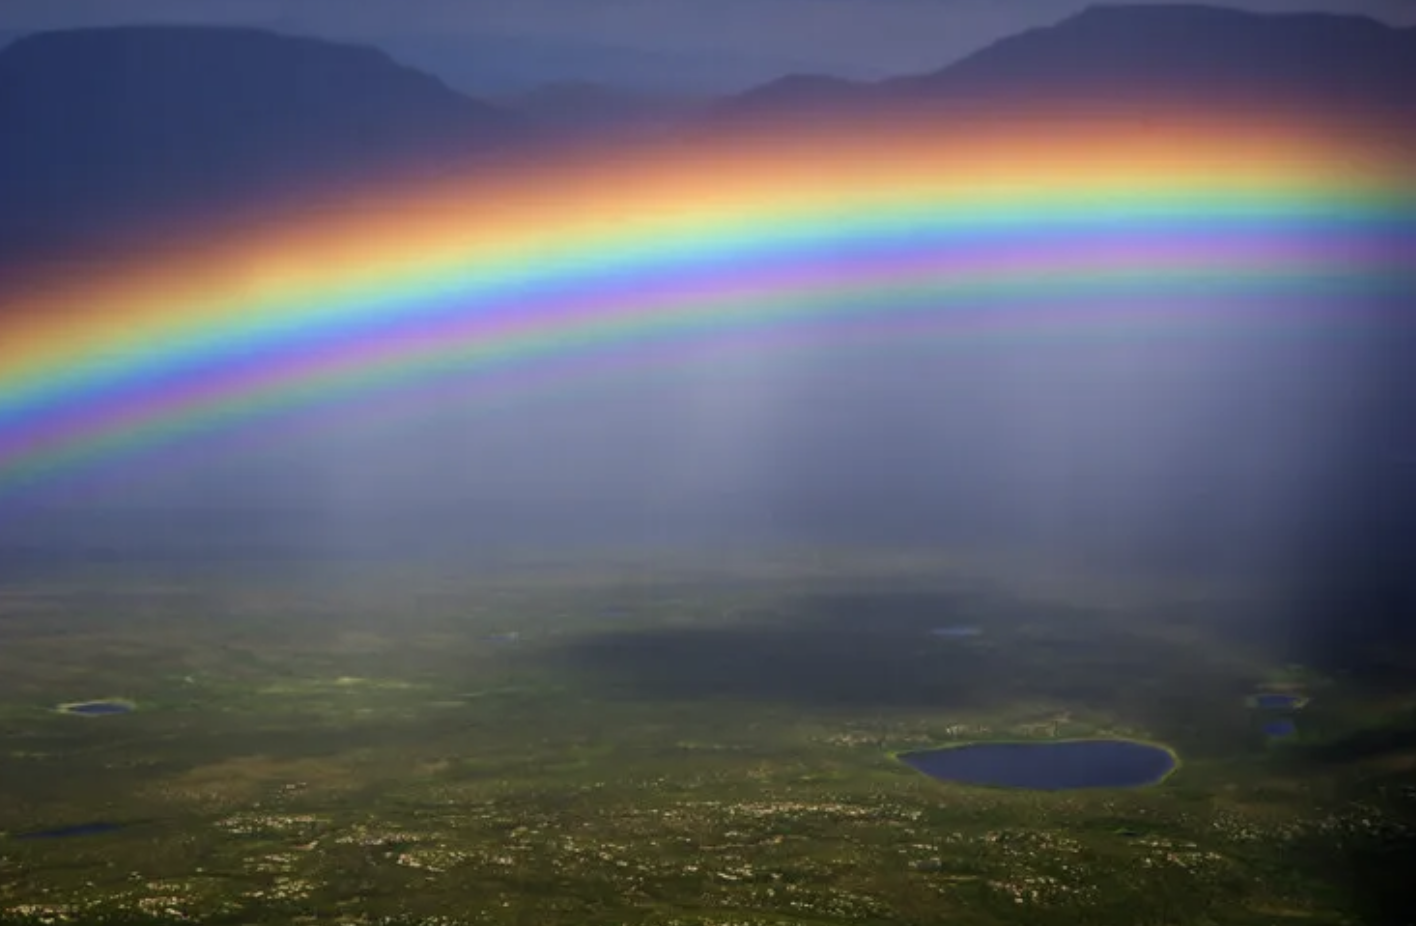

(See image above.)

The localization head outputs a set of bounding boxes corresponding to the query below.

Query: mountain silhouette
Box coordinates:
[378,33,831,97]
[708,73,867,121]
[889,4,1416,108]
[0,25,523,268]
[715,4,1416,123]
[502,81,705,136]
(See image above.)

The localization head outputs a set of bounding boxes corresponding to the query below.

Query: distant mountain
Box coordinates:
[888,4,1416,108]
[6,8,1415,266]
[707,74,866,123]
[376,33,864,97]
[0,25,523,267]
[501,81,706,135]
[715,4,1416,122]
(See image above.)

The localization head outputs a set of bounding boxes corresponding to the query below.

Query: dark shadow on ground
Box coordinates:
[545,590,1016,709]
[541,588,1254,727]
[1287,769,1416,926]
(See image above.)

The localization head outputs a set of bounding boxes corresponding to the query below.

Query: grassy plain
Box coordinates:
[0,549,1411,925]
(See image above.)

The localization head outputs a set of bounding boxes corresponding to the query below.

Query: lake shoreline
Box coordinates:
[892,736,1181,791]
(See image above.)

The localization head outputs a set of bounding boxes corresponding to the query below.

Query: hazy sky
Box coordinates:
[1,0,1412,642]
[3,0,1414,81]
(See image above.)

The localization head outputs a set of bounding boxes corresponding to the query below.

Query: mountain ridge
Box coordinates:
[0,25,523,267]
[5,6,1415,267]
[715,3,1416,122]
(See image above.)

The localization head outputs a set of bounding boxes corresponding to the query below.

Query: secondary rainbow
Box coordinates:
[1,107,1413,501]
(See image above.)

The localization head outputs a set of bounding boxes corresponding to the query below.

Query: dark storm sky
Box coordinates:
[2,0,1414,84]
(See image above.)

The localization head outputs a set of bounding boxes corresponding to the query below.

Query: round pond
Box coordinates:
[897,738,1177,790]
[57,700,134,717]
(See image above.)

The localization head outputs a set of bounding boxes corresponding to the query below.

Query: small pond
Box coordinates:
[897,739,1177,790]
[57,700,135,717]
[16,822,125,840]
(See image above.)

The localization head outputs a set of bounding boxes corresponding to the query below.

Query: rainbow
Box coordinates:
[1,107,1414,503]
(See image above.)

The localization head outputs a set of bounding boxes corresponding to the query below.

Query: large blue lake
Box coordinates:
[898,739,1176,790]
